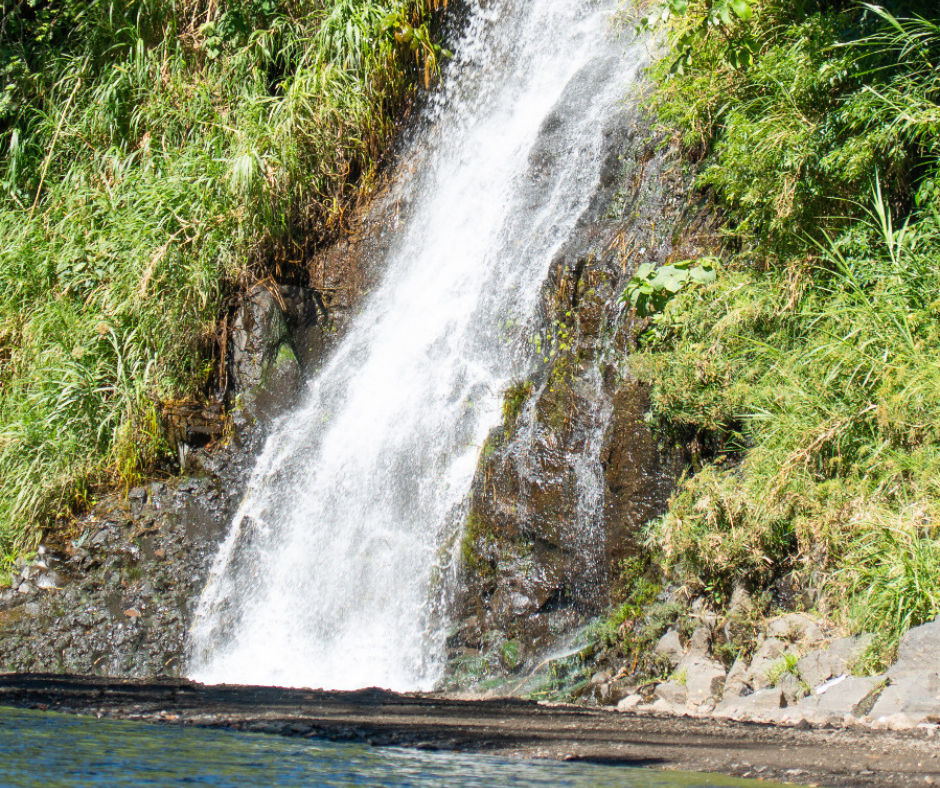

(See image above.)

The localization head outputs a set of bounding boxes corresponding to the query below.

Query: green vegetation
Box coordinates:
[0,0,443,552]
[628,0,940,658]
[589,556,683,681]
[618,257,718,318]
[765,652,801,688]
[501,379,533,430]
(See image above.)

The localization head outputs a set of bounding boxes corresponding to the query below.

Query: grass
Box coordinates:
[0,0,443,554]
[626,0,940,657]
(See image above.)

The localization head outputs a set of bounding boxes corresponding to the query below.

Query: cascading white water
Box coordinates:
[187,0,646,691]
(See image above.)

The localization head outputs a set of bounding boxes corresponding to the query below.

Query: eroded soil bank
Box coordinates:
[1,674,938,788]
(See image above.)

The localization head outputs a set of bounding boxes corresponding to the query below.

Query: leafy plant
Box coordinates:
[619,257,718,318]
[634,0,756,74]
[765,652,799,687]
[502,380,533,429]
[840,520,940,653]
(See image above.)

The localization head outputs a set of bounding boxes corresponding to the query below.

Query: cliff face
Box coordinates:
[0,97,714,686]
[446,108,716,683]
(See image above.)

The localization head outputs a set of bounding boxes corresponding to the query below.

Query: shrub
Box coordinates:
[631,0,940,651]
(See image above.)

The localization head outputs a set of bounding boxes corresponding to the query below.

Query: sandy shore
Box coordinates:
[2,674,939,787]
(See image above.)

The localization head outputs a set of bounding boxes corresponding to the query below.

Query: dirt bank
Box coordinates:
[1,674,938,787]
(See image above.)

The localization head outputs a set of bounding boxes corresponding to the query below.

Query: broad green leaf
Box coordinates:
[729,0,753,21]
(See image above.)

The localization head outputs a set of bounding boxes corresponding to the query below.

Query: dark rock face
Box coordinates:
[0,83,714,684]
[448,109,716,678]
[0,471,240,677]
[227,284,326,441]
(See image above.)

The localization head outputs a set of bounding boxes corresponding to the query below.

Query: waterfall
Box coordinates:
[187,0,646,691]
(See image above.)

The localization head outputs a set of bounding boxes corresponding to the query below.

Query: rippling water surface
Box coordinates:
[0,707,781,787]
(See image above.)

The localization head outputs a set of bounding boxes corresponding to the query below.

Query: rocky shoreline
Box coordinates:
[579,613,940,734]
[2,673,939,788]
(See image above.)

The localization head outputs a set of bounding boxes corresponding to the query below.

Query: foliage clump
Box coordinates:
[628,0,940,655]
[0,0,443,552]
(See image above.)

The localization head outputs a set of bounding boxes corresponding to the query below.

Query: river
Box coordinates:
[0,706,781,788]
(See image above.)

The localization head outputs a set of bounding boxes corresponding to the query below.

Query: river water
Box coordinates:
[0,707,780,788]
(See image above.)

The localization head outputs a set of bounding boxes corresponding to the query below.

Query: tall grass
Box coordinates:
[632,0,940,650]
[0,0,443,553]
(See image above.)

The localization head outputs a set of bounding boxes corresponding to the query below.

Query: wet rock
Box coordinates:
[231,341,302,433]
[598,679,634,706]
[35,571,63,590]
[442,97,716,687]
[889,618,940,678]
[592,681,616,706]
[229,285,290,394]
[0,448,252,676]
[225,283,330,443]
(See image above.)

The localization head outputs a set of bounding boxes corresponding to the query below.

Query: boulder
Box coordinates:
[746,637,788,690]
[869,672,940,723]
[654,629,684,668]
[723,658,751,699]
[715,688,784,720]
[605,679,635,706]
[231,342,302,431]
[728,586,753,616]
[827,634,872,676]
[229,285,290,394]
[684,658,727,707]
[649,697,681,715]
[617,694,643,713]
[797,649,833,690]
[686,625,712,658]
[227,284,327,435]
[277,284,327,374]
[767,613,825,645]
[655,681,688,707]
[889,619,940,678]
[875,713,918,731]
[799,675,885,717]
[777,672,807,705]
